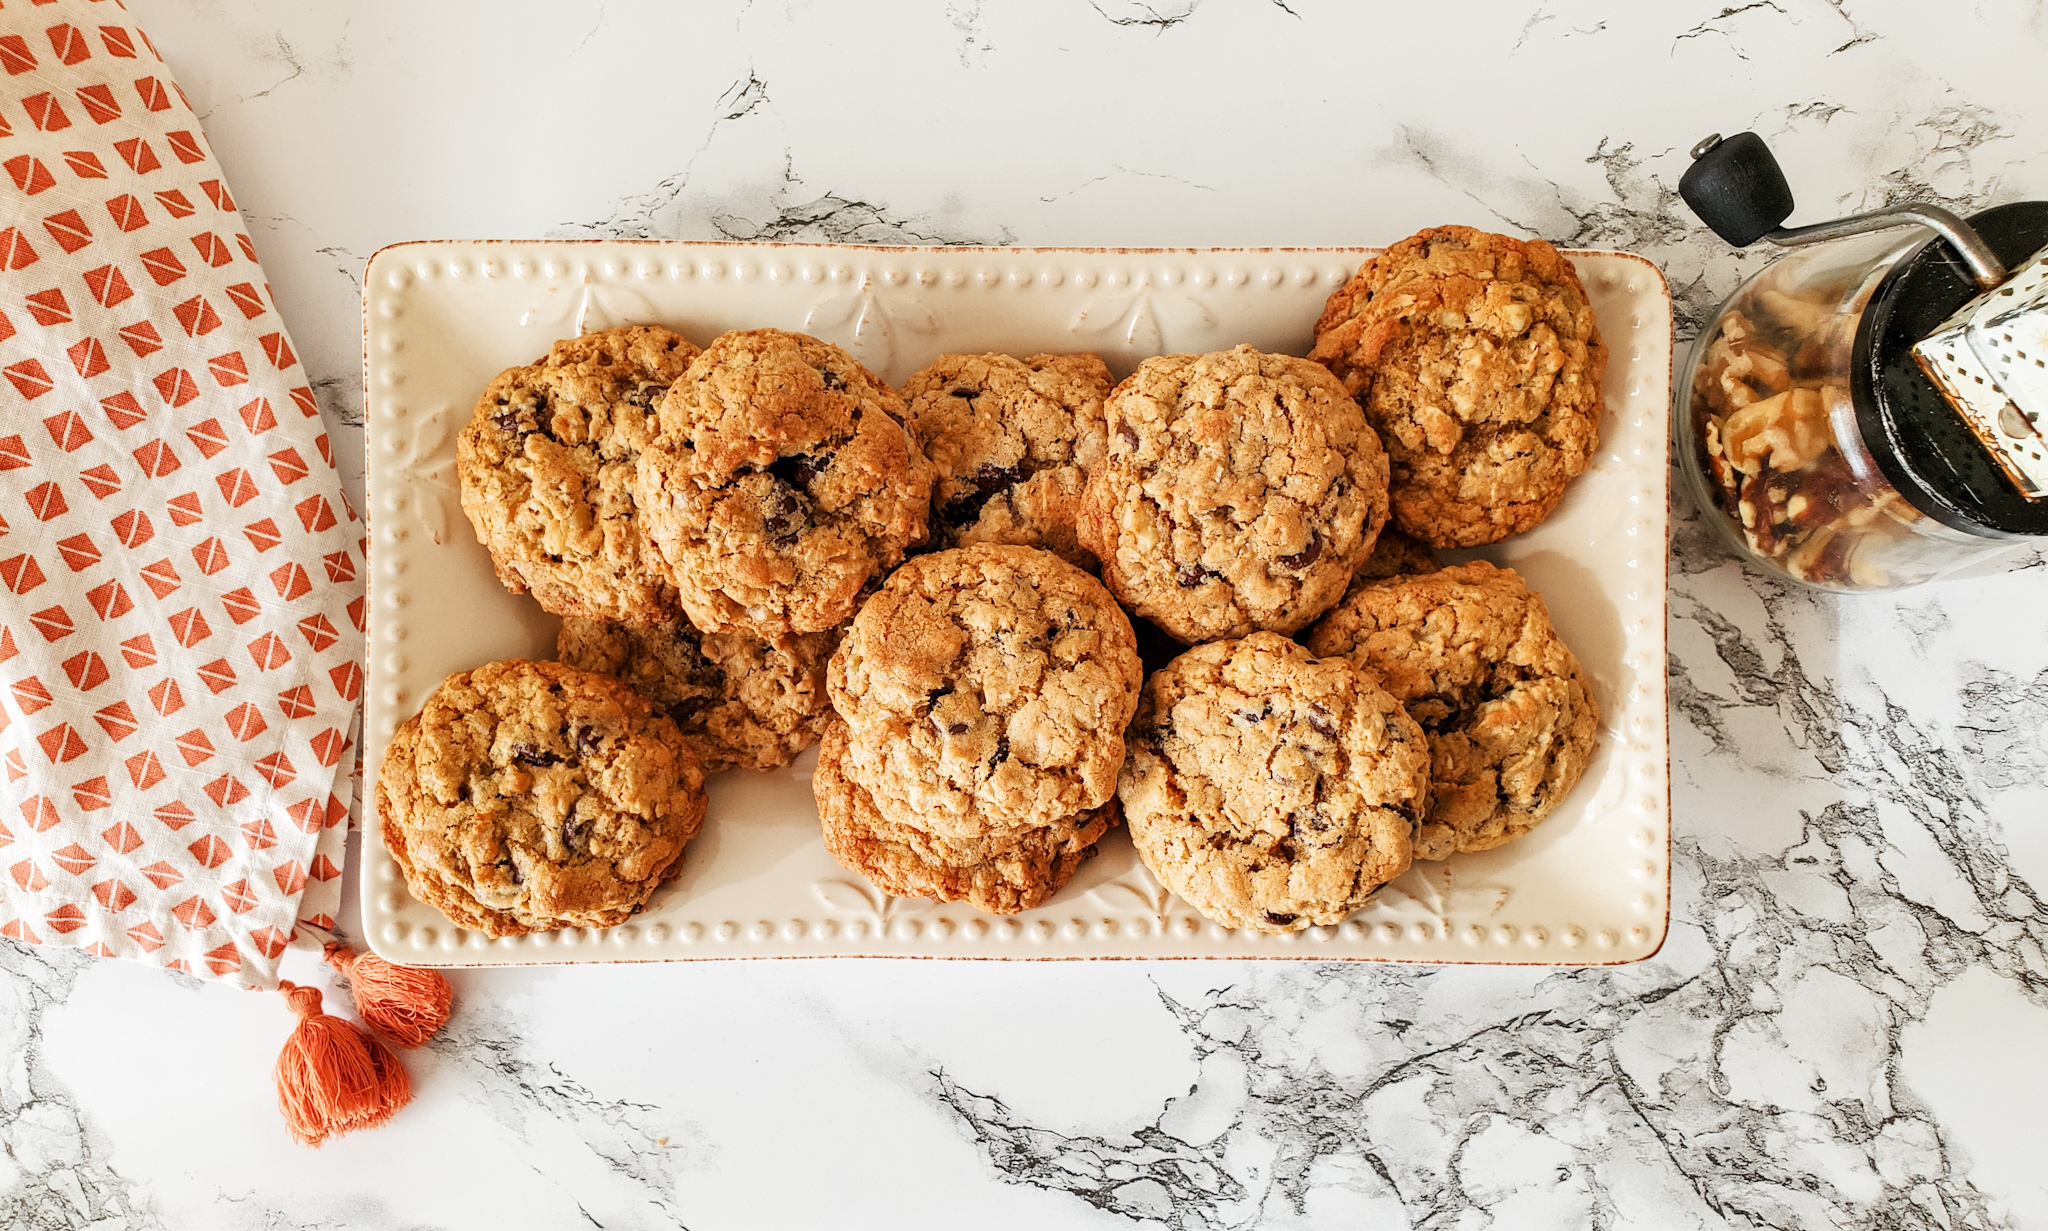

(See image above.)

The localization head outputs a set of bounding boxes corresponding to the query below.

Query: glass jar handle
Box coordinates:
[1680,131,2007,290]
[1678,132,1794,247]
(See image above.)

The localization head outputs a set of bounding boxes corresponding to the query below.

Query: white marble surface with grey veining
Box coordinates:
[6,2,2048,1228]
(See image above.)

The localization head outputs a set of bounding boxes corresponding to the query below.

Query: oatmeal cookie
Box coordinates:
[827,544,1142,838]
[1119,633,1428,933]
[903,352,1114,571]
[636,328,935,636]
[557,616,836,773]
[1304,561,1598,859]
[813,721,1115,914]
[1309,226,1606,547]
[457,325,700,622]
[376,659,706,937]
[1075,345,1390,645]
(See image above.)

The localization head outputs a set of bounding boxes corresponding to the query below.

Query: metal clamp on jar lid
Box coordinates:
[1910,241,2048,500]
[1674,130,2048,590]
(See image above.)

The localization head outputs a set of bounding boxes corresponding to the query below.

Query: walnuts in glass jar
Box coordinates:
[1692,306,1919,588]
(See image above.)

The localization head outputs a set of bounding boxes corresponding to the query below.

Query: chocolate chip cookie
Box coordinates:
[813,720,1115,914]
[903,352,1114,571]
[376,659,707,937]
[1075,345,1390,645]
[1119,632,1429,933]
[1304,561,1598,859]
[827,544,1142,839]
[636,328,935,636]
[1309,226,1606,548]
[556,616,836,773]
[457,325,700,622]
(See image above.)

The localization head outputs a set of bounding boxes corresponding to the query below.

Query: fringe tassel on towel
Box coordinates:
[323,942,455,1049]
[273,981,413,1146]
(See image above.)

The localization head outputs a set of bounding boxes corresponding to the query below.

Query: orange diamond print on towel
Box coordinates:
[0,1,363,990]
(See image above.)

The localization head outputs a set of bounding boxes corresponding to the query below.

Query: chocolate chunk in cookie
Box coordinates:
[457,325,700,622]
[1310,226,1607,548]
[1119,633,1429,933]
[1304,560,1598,858]
[376,659,706,937]
[636,328,935,636]
[1076,345,1391,645]
[902,352,1114,571]
[557,616,837,773]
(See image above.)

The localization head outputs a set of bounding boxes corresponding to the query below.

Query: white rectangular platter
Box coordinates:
[361,242,1671,967]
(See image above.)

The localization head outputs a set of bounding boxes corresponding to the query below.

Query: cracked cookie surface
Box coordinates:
[376,658,707,937]
[1309,226,1606,547]
[1076,345,1389,645]
[903,351,1113,572]
[557,616,837,773]
[827,544,1142,838]
[813,720,1115,914]
[636,328,934,636]
[1304,560,1598,859]
[457,325,700,622]
[1119,632,1428,933]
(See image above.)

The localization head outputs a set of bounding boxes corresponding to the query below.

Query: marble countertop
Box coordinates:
[7,2,2048,1228]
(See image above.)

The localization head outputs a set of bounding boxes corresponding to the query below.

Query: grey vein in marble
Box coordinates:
[0,946,145,1231]
[554,73,1005,248]
[428,1006,714,1224]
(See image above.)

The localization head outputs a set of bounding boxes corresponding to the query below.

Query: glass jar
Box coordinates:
[1676,202,2048,591]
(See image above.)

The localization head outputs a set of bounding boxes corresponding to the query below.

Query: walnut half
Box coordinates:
[1722,387,1834,476]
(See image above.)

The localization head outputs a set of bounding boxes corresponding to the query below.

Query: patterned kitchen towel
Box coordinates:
[0,1,365,989]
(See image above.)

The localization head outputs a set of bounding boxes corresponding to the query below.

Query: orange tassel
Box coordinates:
[323,941,454,1048]
[273,980,412,1147]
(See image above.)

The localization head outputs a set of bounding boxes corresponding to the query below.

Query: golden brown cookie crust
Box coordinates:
[1304,561,1598,859]
[556,616,837,773]
[635,328,935,636]
[1309,226,1606,548]
[1076,345,1390,645]
[1119,633,1429,933]
[457,325,700,622]
[376,659,707,937]
[828,544,1143,838]
[813,721,1114,914]
[903,352,1114,572]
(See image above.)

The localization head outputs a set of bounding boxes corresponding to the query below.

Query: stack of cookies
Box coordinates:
[375,659,706,937]
[797,352,1143,912]
[381,222,1609,939]
[816,545,1141,913]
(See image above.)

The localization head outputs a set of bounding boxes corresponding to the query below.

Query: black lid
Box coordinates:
[1854,200,2048,539]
